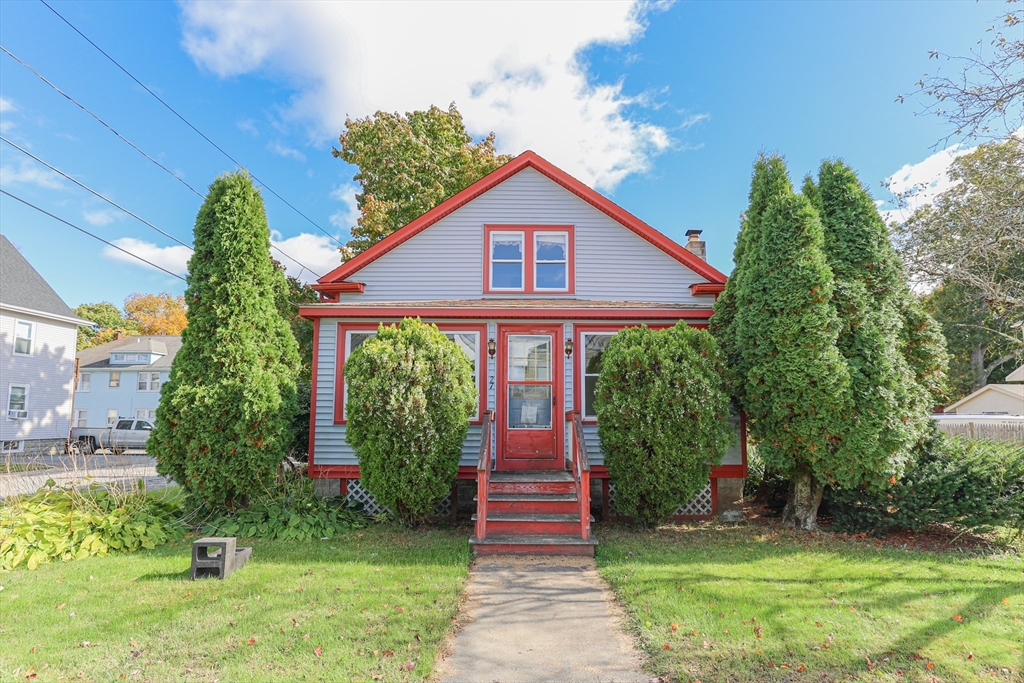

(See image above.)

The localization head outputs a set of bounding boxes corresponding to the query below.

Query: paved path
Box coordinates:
[0,453,173,498]
[439,556,649,683]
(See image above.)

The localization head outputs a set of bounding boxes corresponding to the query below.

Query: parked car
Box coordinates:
[71,418,153,454]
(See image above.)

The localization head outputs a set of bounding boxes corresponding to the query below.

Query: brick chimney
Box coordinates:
[114,331,124,341]
[685,229,706,261]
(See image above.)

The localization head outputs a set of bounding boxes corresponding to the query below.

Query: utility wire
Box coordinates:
[0,45,205,199]
[0,189,187,281]
[1,135,191,248]
[40,0,346,250]
[0,54,322,278]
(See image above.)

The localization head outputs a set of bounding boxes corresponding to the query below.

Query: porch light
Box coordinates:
[564,338,574,358]
[487,338,496,359]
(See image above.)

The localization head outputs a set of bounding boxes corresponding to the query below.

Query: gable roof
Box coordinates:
[944,383,1024,413]
[316,150,728,289]
[77,335,182,371]
[0,234,91,325]
[1006,365,1024,383]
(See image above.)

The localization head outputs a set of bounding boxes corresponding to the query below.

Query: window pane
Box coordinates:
[109,372,120,387]
[535,234,566,261]
[151,373,161,391]
[350,331,376,351]
[16,321,31,337]
[14,338,31,354]
[116,420,133,430]
[491,262,523,289]
[491,236,523,261]
[108,409,117,425]
[584,334,612,375]
[535,263,566,289]
[9,387,26,410]
[444,333,477,373]
[508,385,552,429]
[584,376,600,419]
[508,336,550,381]
[135,421,152,430]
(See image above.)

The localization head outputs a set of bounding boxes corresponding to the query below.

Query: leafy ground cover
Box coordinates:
[597,524,1022,682]
[0,525,470,682]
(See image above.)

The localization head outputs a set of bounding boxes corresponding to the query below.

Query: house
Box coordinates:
[943,367,1024,417]
[1,234,92,455]
[300,151,745,555]
[73,335,182,429]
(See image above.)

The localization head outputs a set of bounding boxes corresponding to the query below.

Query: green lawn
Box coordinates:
[597,524,1023,682]
[0,526,471,682]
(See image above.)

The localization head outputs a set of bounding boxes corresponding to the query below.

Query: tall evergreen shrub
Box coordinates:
[344,319,476,525]
[595,323,734,527]
[150,172,301,508]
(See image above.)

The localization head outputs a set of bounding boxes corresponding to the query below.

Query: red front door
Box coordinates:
[497,325,563,470]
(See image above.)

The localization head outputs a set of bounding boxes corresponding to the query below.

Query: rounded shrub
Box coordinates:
[595,323,735,527]
[344,318,476,525]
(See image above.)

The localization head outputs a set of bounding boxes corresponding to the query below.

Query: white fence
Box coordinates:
[932,414,1024,442]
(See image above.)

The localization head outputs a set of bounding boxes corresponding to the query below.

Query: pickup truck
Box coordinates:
[71,418,154,454]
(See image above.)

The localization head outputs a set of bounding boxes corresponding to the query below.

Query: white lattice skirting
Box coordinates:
[607,480,713,517]
[343,479,452,518]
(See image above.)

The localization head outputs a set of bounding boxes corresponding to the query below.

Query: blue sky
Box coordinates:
[0,0,997,308]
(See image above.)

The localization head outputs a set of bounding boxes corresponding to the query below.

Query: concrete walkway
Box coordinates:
[439,556,649,683]
[0,453,173,499]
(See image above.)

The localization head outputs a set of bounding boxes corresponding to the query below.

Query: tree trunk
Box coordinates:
[970,343,987,391]
[781,470,824,531]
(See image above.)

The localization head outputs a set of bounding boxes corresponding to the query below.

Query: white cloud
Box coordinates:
[329,182,360,234]
[103,237,192,275]
[0,97,14,113]
[82,208,123,226]
[267,139,306,162]
[881,143,973,225]
[180,0,683,191]
[270,231,342,281]
[237,119,260,137]
[0,159,64,189]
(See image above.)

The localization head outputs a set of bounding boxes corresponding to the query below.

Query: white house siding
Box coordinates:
[0,311,77,449]
[334,168,713,303]
[72,369,171,427]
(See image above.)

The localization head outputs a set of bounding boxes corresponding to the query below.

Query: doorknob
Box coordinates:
[552,394,557,407]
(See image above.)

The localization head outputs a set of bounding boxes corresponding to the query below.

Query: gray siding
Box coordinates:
[335,168,711,303]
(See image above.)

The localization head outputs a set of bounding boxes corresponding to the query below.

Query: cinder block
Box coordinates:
[313,477,341,498]
[191,537,251,580]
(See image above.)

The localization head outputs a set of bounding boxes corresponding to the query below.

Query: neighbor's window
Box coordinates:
[1,440,22,452]
[107,409,118,425]
[135,408,157,420]
[13,321,33,355]
[137,372,160,392]
[581,333,613,419]
[7,385,28,419]
[489,232,525,290]
[74,409,88,428]
[109,371,121,388]
[534,232,568,290]
[76,373,91,392]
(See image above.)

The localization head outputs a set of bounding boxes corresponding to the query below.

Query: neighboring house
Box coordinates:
[943,365,1024,416]
[74,336,181,429]
[300,151,745,555]
[1,234,92,455]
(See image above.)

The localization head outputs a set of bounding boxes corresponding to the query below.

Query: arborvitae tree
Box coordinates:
[815,161,947,489]
[711,154,792,403]
[731,154,851,529]
[150,172,301,508]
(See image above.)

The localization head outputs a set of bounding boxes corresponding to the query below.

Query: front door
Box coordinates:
[497,325,562,470]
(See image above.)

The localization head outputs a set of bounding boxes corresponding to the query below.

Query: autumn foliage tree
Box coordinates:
[333,103,512,259]
[124,292,188,335]
[73,301,138,349]
[150,172,300,508]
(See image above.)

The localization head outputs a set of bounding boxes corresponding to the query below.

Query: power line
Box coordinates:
[0,44,205,199]
[1,135,191,248]
[39,0,346,251]
[0,189,187,281]
[0,53,323,278]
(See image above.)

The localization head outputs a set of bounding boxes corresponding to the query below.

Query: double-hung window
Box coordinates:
[135,408,157,420]
[13,321,33,355]
[7,385,28,420]
[337,328,378,422]
[76,373,91,392]
[441,330,482,421]
[580,333,613,420]
[109,372,121,388]
[137,372,160,392]
[485,225,574,294]
[74,410,88,428]
[107,409,118,426]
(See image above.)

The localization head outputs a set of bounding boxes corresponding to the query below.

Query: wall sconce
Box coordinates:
[487,338,496,359]
[564,338,574,359]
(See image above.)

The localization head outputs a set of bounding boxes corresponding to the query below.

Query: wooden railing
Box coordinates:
[566,410,592,540]
[475,410,494,540]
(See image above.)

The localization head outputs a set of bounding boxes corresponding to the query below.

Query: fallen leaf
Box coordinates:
[814,621,823,628]
[396,606,404,613]
[1003,597,1011,605]
[967,652,974,661]
[382,650,394,657]
[129,639,139,648]
[953,615,964,623]
[247,637,256,646]
[55,604,65,610]
[670,623,678,632]
[797,664,807,672]
[314,646,322,657]
[663,644,671,650]
[927,662,935,670]
[303,634,310,641]
[404,660,415,671]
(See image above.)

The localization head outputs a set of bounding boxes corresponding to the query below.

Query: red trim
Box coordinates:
[308,318,320,469]
[495,323,564,471]
[483,225,575,295]
[314,150,727,290]
[334,322,381,424]
[432,322,488,424]
[300,306,714,321]
[690,283,726,297]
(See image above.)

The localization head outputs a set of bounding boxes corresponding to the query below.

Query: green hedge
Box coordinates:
[595,323,734,527]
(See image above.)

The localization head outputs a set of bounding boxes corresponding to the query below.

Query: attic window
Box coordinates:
[484,225,574,294]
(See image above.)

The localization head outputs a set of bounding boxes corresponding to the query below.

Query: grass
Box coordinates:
[597,524,1023,683]
[0,525,471,682]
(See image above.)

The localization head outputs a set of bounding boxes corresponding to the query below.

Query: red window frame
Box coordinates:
[334,321,488,425]
[484,225,575,295]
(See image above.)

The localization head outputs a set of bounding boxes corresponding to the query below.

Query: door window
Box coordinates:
[115,420,134,430]
[506,335,553,430]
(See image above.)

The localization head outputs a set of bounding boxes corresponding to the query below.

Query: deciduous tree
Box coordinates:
[124,292,188,336]
[73,301,138,349]
[333,103,512,259]
[150,172,301,508]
